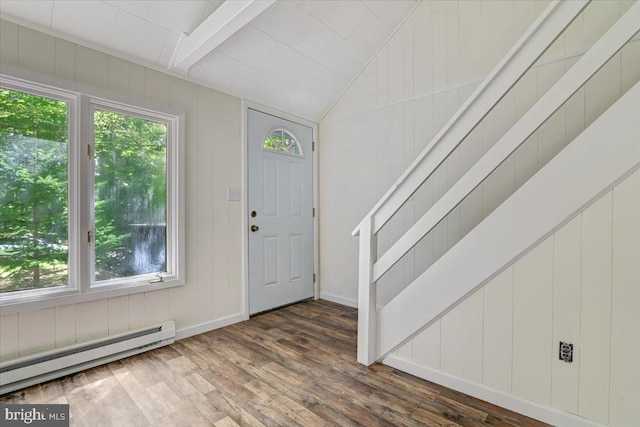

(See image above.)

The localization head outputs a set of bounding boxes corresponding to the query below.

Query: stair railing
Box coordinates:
[353,0,640,365]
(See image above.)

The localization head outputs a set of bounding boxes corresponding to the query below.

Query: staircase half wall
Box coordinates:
[379,80,640,426]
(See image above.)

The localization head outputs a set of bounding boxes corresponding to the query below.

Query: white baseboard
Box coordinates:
[383,355,604,427]
[319,292,357,308]
[175,313,244,340]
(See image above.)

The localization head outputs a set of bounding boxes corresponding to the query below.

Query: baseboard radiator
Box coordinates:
[0,320,175,395]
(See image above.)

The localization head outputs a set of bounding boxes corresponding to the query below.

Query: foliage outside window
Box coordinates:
[263,129,302,156]
[93,109,167,283]
[0,88,69,293]
[0,75,184,309]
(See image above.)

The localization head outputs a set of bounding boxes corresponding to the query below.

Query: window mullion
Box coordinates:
[79,94,93,293]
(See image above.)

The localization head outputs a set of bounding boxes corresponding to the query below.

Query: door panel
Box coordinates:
[248,109,314,314]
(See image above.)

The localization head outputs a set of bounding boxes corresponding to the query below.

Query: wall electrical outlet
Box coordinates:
[559,341,573,363]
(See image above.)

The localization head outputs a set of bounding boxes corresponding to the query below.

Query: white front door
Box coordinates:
[248,109,314,315]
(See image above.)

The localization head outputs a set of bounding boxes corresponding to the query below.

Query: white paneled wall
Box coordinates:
[0,19,243,360]
[392,168,640,426]
[319,0,640,307]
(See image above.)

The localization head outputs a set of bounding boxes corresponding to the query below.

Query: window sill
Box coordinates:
[0,277,185,315]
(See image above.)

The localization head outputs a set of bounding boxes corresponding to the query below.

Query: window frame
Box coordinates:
[0,74,185,314]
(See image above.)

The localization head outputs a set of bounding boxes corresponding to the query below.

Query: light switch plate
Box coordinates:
[227,187,241,201]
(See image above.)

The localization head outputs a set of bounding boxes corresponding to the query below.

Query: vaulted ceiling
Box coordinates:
[0,0,417,121]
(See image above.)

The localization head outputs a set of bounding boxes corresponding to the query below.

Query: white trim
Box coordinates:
[376,80,640,359]
[372,0,640,283]
[174,312,245,341]
[384,355,605,427]
[351,0,589,237]
[319,293,357,309]
[241,100,250,320]
[170,0,275,72]
[242,100,319,317]
[0,71,186,313]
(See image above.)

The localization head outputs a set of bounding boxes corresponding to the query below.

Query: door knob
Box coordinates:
[251,225,259,232]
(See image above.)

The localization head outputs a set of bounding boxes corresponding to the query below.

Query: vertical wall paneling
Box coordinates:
[458,0,482,82]
[579,192,612,424]
[17,27,55,75]
[106,56,129,97]
[412,1,432,96]
[223,92,242,316]
[19,309,56,356]
[621,41,640,93]
[609,168,640,426]
[55,305,77,348]
[128,63,145,100]
[143,68,171,106]
[128,293,146,331]
[584,55,621,129]
[212,91,238,319]
[482,266,513,394]
[395,339,413,361]
[195,88,216,321]
[75,46,108,91]
[376,44,389,106]
[0,314,19,361]
[54,38,76,82]
[512,237,553,405]
[402,16,414,99]
[107,296,130,335]
[387,30,403,103]
[440,290,483,383]
[412,319,441,370]
[318,1,639,425]
[168,79,198,329]
[551,216,581,414]
[481,156,514,218]
[445,0,459,87]
[144,290,170,326]
[584,0,620,50]
[564,87,586,152]
[431,1,447,90]
[0,20,19,66]
[75,300,108,342]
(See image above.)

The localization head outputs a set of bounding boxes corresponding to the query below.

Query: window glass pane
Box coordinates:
[0,88,69,293]
[263,129,303,157]
[93,109,167,281]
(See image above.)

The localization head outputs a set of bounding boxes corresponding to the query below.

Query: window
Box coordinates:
[0,88,70,293]
[0,75,184,310]
[263,128,302,157]
[92,106,168,284]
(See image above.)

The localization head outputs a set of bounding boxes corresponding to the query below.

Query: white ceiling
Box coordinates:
[0,0,417,121]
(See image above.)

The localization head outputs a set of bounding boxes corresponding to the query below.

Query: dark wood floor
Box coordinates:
[0,300,548,426]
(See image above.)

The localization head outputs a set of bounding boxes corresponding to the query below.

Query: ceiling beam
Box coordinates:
[170,0,275,72]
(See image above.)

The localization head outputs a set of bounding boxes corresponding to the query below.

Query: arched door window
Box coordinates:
[263,128,303,157]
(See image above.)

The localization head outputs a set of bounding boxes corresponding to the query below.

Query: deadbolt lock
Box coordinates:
[251,210,257,217]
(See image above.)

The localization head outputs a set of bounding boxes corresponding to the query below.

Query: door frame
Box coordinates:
[241,100,319,319]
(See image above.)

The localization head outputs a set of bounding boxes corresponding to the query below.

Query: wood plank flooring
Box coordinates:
[0,300,548,426]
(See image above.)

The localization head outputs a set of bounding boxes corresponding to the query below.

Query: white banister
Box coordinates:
[351,0,589,238]
[372,0,640,284]
[357,216,376,366]
[354,0,590,366]
[377,79,640,359]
